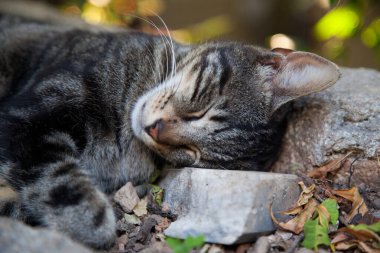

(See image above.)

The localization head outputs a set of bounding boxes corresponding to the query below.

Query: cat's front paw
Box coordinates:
[53,188,117,249]
[21,184,116,249]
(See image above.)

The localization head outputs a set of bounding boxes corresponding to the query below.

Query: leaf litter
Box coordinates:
[269,163,380,253]
[108,153,379,253]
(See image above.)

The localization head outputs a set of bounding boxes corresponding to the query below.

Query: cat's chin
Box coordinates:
[149,141,200,167]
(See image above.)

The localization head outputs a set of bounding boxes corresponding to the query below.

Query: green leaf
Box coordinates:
[351,222,380,233]
[165,235,205,253]
[148,184,164,206]
[302,219,330,250]
[322,198,339,225]
[184,235,205,249]
[166,237,188,253]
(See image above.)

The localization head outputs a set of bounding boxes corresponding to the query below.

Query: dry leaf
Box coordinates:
[308,152,352,178]
[271,198,318,234]
[316,204,330,228]
[338,227,380,242]
[332,187,368,222]
[357,241,380,253]
[297,182,316,206]
[334,241,358,250]
[335,240,380,253]
[331,232,351,244]
[281,206,303,216]
[133,199,148,217]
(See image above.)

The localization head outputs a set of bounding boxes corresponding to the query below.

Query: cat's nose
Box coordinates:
[145,119,163,142]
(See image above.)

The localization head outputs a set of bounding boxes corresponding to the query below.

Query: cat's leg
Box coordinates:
[2,133,116,249]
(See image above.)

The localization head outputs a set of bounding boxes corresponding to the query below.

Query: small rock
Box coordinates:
[160,168,300,244]
[295,248,314,253]
[114,182,140,213]
[133,199,148,217]
[373,198,380,209]
[200,244,212,253]
[236,243,251,253]
[149,214,164,224]
[137,217,157,243]
[140,242,172,253]
[155,217,171,233]
[118,243,125,251]
[250,236,269,253]
[208,244,225,253]
[124,213,142,225]
[116,233,129,246]
[133,243,146,252]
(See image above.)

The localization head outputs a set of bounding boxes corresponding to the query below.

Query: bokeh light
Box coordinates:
[269,34,296,50]
[314,7,360,40]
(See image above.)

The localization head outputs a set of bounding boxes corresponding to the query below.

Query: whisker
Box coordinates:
[124,13,171,83]
[151,11,177,80]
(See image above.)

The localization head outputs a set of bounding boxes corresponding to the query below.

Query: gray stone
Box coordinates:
[0,217,92,253]
[272,67,380,195]
[159,168,300,245]
[113,182,140,213]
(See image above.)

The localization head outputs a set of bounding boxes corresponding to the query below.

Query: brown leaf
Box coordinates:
[316,204,330,228]
[281,206,303,216]
[357,241,380,253]
[296,182,316,206]
[331,232,351,244]
[332,187,368,223]
[308,152,352,179]
[338,227,380,242]
[271,198,318,234]
[335,240,380,253]
[334,241,358,250]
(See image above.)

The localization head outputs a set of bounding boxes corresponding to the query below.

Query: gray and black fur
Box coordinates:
[0,9,340,249]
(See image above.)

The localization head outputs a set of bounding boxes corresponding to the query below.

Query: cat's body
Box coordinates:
[0,10,340,249]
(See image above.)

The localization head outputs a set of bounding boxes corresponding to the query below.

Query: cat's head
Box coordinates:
[131,42,340,170]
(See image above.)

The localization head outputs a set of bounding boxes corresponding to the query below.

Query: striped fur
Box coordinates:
[0,11,340,249]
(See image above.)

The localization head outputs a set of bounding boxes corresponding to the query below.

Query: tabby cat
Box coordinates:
[0,8,340,249]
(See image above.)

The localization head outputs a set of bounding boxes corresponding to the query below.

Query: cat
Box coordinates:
[0,8,340,250]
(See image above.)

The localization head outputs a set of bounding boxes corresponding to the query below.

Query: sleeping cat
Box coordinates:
[0,10,340,249]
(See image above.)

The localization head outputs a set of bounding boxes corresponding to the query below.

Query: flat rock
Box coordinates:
[159,168,300,245]
[0,217,92,253]
[272,67,380,198]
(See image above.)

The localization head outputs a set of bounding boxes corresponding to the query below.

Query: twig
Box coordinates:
[284,233,304,253]
[348,157,360,187]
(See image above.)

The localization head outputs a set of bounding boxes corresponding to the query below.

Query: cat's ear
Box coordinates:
[260,48,340,113]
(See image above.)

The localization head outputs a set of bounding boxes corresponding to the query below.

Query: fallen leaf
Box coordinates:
[124,213,141,225]
[332,187,368,222]
[308,152,352,179]
[338,227,380,242]
[149,184,164,206]
[281,206,304,216]
[353,222,380,233]
[357,241,380,253]
[271,198,318,234]
[316,204,330,229]
[297,182,316,206]
[331,232,351,244]
[133,199,148,217]
[321,198,339,225]
[334,241,357,250]
[334,240,380,253]
[302,218,330,250]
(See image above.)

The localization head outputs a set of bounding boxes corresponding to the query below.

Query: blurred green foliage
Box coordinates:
[57,0,380,68]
